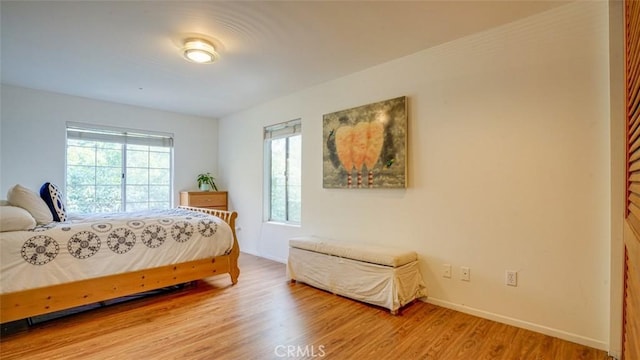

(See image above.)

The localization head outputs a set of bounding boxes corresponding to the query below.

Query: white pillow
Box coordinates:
[0,205,37,231]
[7,184,53,225]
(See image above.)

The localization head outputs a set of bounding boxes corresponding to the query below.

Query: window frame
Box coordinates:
[263,119,302,225]
[65,122,174,213]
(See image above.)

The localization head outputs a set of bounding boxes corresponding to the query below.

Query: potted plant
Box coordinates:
[197,172,218,191]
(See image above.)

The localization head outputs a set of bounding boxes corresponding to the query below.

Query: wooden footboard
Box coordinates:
[0,207,239,324]
[179,206,240,284]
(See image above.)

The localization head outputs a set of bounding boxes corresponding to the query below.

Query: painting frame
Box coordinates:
[322,96,407,189]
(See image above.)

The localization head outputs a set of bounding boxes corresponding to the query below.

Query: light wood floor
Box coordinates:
[0,253,609,360]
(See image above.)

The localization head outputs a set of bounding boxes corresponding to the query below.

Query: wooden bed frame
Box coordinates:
[0,206,239,324]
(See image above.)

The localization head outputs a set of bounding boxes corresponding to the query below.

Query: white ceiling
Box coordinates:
[1,1,567,119]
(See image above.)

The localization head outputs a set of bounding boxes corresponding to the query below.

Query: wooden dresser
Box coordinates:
[179,191,228,211]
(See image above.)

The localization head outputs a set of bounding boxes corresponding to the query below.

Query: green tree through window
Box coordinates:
[265,120,301,224]
[66,124,173,213]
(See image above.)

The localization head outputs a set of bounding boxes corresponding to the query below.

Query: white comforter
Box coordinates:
[0,208,233,294]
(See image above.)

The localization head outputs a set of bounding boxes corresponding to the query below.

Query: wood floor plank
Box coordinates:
[0,254,610,360]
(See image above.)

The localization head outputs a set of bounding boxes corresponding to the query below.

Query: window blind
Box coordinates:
[67,124,173,148]
[264,119,302,140]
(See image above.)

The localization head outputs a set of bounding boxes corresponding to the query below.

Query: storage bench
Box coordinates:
[286,236,428,314]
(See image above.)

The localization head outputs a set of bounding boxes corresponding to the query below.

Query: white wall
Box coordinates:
[219,1,611,350]
[0,85,219,204]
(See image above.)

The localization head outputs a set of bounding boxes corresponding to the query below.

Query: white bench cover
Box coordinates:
[289,236,417,267]
[287,236,428,313]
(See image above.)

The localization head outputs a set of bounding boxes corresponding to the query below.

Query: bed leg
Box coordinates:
[230,267,240,285]
[390,309,399,316]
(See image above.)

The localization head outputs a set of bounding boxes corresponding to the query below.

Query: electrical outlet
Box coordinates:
[443,264,451,278]
[506,270,517,286]
[460,267,470,281]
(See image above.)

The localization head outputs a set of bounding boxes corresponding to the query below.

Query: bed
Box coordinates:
[0,205,239,324]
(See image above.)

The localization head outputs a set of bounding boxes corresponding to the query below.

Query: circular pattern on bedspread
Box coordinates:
[21,235,59,265]
[68,231,101,259]
[158,218,174,226]
[107,228,136,254]
[141,224,167,248]
[171,221,194,243]
[127,220,145,229]
[197,219,217,237]
[92,223,112,233]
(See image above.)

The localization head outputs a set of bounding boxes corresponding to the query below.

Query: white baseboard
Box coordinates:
[242,250,287,264]
[423,297,608,352]
[259,254,287,264]
[246,253,612,354]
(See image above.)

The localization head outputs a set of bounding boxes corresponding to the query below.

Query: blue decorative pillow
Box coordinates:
[40,182,67,222]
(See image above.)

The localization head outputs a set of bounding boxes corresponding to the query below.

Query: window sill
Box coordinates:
[264,221,300,228]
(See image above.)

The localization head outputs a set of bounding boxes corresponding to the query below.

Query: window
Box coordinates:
[264,119,301,224]
[66,123,173,214]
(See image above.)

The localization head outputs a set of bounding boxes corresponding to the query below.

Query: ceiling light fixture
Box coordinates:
[183,38,218,64]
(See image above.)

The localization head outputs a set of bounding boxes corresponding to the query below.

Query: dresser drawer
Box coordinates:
[180,191,228,210]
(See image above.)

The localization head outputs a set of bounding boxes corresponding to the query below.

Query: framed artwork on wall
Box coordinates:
[322,96,407,189]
